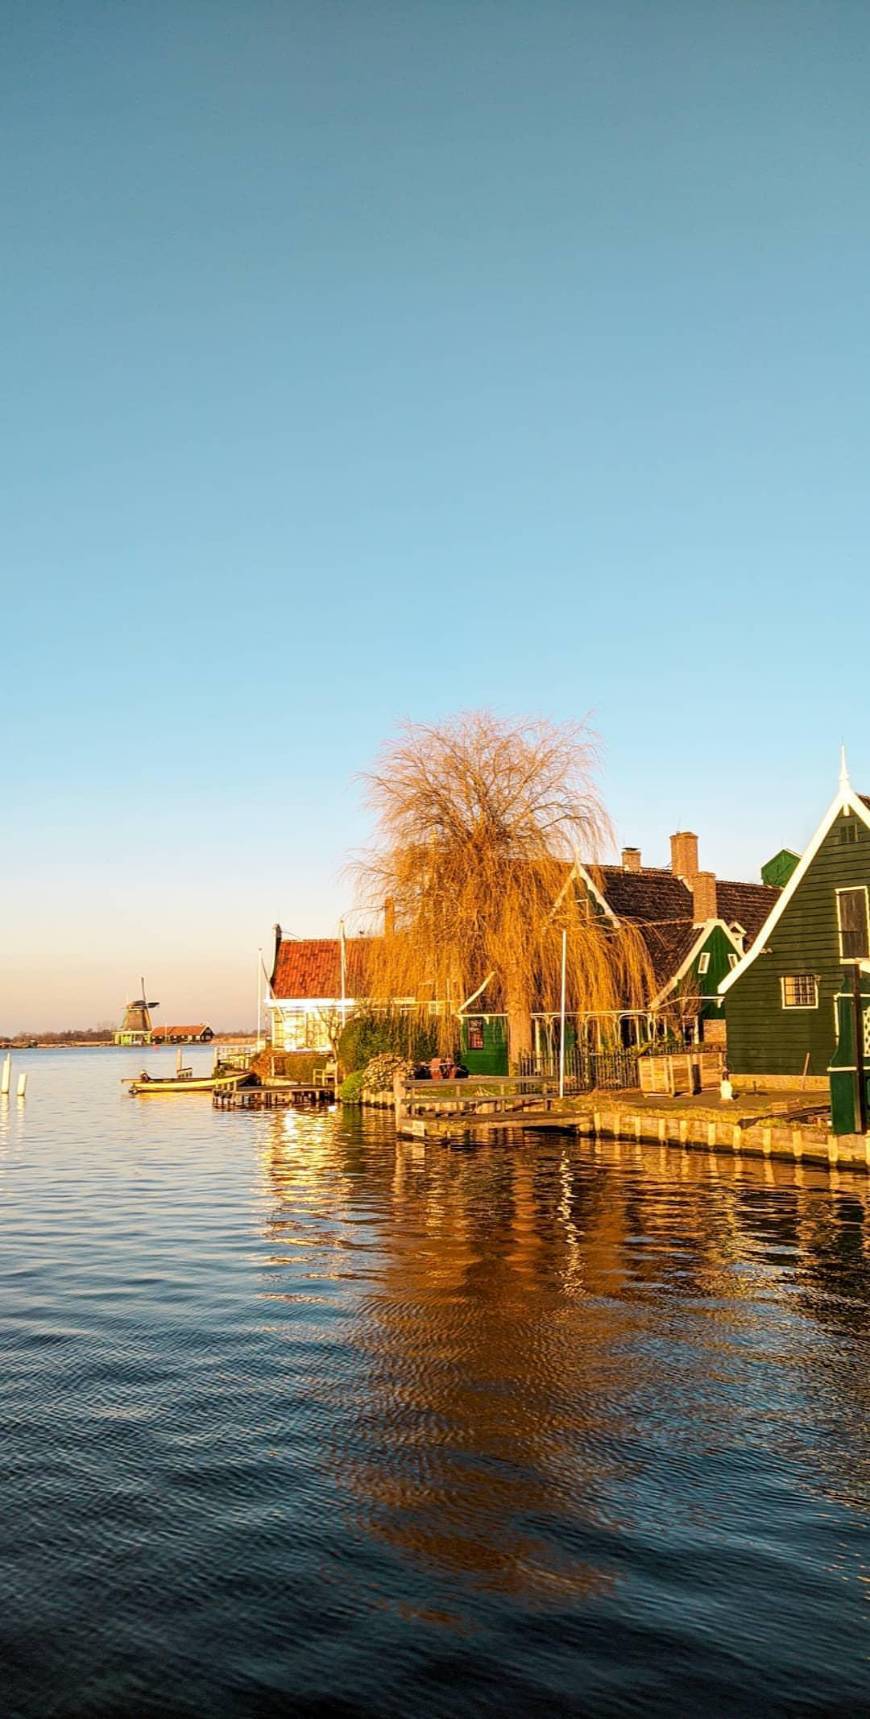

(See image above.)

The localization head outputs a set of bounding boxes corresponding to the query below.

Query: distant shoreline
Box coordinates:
[0,1034,258,1051]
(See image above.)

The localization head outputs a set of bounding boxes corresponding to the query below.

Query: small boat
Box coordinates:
[127,1067,256,1097]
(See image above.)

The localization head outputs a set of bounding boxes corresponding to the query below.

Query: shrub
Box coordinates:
[339,1070,366,1103]
[338,1009,439,1074]
[253,1049,329,1083]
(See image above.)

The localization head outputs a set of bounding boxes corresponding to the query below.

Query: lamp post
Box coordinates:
[559,929,567,1100]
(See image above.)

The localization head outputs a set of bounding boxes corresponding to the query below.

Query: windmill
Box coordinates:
[119,978,160,1040]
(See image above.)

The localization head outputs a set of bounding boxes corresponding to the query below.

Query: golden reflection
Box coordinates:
[256,1115,870,1604]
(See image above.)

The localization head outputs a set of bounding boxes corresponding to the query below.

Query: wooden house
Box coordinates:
[563,832,778,1045]
[720,757,870,1080]
[266,928,373,1052]
[457,834,778,1074]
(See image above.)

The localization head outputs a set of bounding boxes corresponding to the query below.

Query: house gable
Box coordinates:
[721,788,870,1076]
[649,920,742,1015]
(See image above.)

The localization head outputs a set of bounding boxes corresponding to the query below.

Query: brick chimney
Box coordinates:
[691,871,718,923]
[621,847,642,872]
[670,830,699,879]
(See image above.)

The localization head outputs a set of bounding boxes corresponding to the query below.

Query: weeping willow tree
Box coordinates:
[352,712,653,1061]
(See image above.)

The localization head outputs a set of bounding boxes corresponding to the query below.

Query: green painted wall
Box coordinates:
[459,1015,508,1075]
[725,809,870,1076]
[693,923,736,1023]
[762,848,800,889]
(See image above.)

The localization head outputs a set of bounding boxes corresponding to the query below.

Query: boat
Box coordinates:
[127,1066,256,1097]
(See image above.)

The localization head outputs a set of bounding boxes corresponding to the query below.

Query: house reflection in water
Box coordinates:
[256,1114,870,1614]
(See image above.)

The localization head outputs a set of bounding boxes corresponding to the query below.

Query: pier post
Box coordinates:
[16,1072,27,1100]
[394,1071,409,1134]
[1,1055,10,1096]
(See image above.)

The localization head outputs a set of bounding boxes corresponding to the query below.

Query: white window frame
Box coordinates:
[780,974,819,1010]
[697,951,711,975]
[836,885,870,962]
[727,953,739,969]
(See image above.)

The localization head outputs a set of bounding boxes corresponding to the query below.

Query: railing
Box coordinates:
[516,1046,640,1092]
[398,1055,639,1128]
[214,1044,259,1072]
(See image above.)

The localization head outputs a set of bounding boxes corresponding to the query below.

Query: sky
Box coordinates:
[2,0,870,1031]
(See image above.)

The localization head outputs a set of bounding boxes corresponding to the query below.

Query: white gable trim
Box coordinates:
[718,785,870,996]
[649,919,741,1011]
[566,861,620,925]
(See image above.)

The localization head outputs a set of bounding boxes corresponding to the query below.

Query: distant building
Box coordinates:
[151,1024,214,1045]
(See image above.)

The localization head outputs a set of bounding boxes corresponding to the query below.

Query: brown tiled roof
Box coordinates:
[270,937,373,1000]
[637,920,701,990]
[590,865,691,922]
[586,865,778,952]
[715,881,780,946]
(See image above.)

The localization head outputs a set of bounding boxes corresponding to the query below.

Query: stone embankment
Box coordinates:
[393,1075,868,1172]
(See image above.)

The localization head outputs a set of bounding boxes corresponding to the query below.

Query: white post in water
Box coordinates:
[559,928,567,1100]
[1,1055,10,1096]
[16,1072,27,1100]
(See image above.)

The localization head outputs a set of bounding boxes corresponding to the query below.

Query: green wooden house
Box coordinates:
[644,918,745,1038]
[458,1013,509,1075]
[458,834,778,1075]
[720,757,870,1078]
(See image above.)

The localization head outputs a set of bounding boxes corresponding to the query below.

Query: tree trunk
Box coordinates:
[507,993,532,1069]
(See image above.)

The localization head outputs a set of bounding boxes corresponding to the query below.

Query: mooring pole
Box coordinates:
[1,1055,10,1096]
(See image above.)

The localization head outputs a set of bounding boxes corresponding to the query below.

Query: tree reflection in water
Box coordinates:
[257,1112,870,1621]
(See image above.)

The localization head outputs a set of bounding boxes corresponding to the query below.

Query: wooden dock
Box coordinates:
[213,1084,334,1111]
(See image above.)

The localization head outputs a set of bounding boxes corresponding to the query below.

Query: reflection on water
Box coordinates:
[1,1050,868,1717]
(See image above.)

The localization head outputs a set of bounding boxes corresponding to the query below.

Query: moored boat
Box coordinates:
[127,1067,256,1097]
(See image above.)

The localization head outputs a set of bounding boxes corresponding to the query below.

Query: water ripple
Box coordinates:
[0,1049,867,1716]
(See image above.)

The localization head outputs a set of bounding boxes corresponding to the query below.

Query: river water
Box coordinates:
[0,1048,867,1717]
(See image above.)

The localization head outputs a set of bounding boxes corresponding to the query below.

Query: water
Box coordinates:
[1,1048,868,1718]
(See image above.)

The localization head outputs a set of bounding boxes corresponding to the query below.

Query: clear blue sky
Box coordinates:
[2,1,869,1030]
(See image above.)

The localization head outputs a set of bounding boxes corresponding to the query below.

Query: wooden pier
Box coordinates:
[213,1084,334,1111]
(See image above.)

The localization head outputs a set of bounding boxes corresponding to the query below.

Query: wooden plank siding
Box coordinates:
[725,809,870,1076]
[695,924,736,1025]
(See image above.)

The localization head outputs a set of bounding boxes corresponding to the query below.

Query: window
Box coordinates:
[466,1018,485,1051]
[782,975,819,1009]
[727,953,739,969]
[697,952,711,975]
[837,887,870,960]
[841,822,859,845]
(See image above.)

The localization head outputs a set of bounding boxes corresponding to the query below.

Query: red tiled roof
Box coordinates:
[151,1024,211,1040]
[270,938,373,1000]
